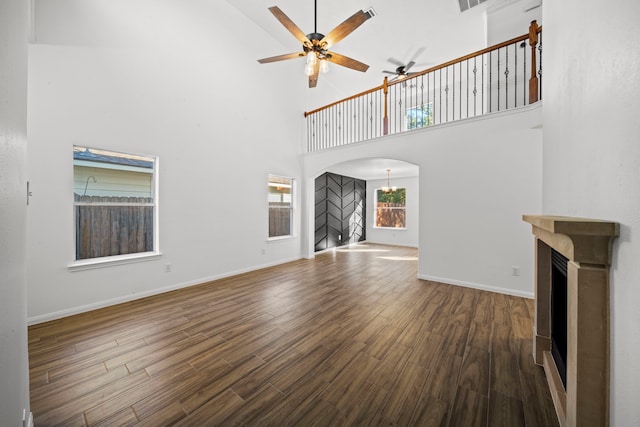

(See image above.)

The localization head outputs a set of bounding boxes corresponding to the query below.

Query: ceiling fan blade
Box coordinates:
[382,70,398,75]
[258,52,305,64]
[404,61,416,72]
[387,57,405,67]
[410,47,426,62]
[320,10,371,48]
[268,6,310,45]
[308,60,320,88]
[327,52,369,72]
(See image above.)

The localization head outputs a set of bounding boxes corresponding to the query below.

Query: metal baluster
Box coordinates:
[445,66,449,123]
[482,53,485,115]
[504,45,509,110]
[473,57,477,117]
[427,73,436,124]
[452,63,456,121]
[439,68,442,125]
[513,43,516,106]
[489,51,493,112]
[460,62,462,120]
[420,75,424,127]
[538,34,543,100]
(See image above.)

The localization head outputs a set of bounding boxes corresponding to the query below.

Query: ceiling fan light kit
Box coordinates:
[257,1,374,88]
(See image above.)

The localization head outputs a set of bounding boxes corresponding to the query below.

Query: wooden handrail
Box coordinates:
[304,21,542,117]
[304,82,385,117]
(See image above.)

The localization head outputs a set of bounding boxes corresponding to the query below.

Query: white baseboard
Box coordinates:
[27,256,301,325]
[417,273,534,299]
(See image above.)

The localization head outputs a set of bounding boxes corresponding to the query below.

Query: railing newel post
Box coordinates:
[528,20,540,104]
[383,77,389,135]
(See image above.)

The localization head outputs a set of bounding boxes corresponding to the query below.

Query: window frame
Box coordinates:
[374,187,407,230]
[69,146,161,271]
[267,174,294,240]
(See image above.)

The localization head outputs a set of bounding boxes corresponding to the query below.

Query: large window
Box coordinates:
[406,103,433,130]
[268,175,293,238]
[73,146,157,261]
[375,188,406,228]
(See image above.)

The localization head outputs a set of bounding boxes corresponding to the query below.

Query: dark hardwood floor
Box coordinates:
[28,244,559,426]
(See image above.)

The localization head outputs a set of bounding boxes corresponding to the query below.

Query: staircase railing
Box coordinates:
[305,21,542,152]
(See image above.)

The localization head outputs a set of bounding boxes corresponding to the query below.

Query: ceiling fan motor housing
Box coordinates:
[303,33,330,58]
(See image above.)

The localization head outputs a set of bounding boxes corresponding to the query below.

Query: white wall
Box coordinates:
[486,0,542,45]
[0,0,31,424]
[366,176,419,248]
[26,0,306,322]
[304,104,542,297]
[542,1,640,425]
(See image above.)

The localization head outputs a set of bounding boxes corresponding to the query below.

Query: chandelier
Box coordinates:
[381,169,397,193]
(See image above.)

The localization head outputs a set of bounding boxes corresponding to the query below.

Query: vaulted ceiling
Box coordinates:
[228,0,540,106]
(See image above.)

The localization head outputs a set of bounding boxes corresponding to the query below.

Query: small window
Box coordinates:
[406,103,433,130]
[268,175,293,238]
[73,146,157,260]
[375,188,406,228]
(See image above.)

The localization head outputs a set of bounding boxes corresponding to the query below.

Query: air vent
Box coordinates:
[458,0,488,12]
[364,7,376,19]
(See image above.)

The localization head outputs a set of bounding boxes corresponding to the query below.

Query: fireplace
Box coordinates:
[550,248,568,388]
[523,215,618,427]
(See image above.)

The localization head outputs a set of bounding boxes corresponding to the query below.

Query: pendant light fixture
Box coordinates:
[381,169,397,193]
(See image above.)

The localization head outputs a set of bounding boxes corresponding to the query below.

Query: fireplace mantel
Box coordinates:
[523,215,618,266]
[523,215,618,427]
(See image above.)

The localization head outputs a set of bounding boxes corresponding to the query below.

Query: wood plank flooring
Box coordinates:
[29,244,559,426]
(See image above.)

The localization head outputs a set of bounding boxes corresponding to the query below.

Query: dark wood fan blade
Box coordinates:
[268,6,310,45]
[327,52,369,72]
[258,52,305,64]
[321,10,371,48]
[308,60,320,88]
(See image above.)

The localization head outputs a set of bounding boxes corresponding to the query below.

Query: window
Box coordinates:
[73,146,157,261]
[268,175,293,238]
[406,103,433,130]
[375,188,406,228]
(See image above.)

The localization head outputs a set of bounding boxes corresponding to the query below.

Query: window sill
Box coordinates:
[267,235,294,242]
[68,251,162,272]
[373,227,407,230]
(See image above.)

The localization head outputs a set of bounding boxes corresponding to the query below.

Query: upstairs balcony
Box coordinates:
[304,21,542,152]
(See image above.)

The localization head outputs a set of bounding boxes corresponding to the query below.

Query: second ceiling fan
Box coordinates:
[257,1,374,88]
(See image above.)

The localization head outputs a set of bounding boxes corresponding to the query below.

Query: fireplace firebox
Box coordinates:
[550,248,568,388]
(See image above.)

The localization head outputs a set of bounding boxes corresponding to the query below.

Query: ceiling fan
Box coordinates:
[383,48,428,82]
[257,1,374,88]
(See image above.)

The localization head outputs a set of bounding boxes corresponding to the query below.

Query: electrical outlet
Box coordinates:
[164,263,171,273]
[512,266,520,276]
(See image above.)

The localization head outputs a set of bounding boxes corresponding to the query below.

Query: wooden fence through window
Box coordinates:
[75,194,154,260]
[376,202,406,228]
[269,203,291,237]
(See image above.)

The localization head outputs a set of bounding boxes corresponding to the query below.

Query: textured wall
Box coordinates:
[542,0,640,425]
